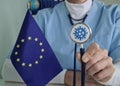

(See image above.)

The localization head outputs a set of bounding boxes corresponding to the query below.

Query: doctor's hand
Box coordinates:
[77,43,115,83]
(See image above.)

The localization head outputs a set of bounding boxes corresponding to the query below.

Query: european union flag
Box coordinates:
[10,10,63,86]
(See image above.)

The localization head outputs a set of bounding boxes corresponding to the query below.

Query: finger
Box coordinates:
[87,57,112,76]
[93,62,115,82]
[98,69,114,82]
[82,43,100,63]
[99,67,115,82]
[86,49,108,70]
[76,52,81,61]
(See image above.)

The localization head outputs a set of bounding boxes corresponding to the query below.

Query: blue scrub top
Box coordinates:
[34,0,120,70]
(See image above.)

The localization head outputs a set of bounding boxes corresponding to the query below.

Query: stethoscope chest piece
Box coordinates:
[70,23,92,44]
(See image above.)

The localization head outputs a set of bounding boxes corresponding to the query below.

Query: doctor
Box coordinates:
[35,0,120,85]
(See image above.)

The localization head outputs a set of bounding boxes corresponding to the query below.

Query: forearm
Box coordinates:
[48,60,120,86]
[64,70,81,86]
[64,70,102,86]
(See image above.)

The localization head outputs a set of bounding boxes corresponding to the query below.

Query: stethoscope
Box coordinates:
[69,14,92,86]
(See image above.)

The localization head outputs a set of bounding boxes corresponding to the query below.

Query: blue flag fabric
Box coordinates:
[10,10,63,86]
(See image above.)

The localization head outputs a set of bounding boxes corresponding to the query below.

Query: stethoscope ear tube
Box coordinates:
[80,48,86,86]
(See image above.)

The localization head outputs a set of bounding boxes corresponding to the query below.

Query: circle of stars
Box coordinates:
[14,36,45,68]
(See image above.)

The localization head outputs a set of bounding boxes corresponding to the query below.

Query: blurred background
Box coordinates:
[0,0,120,79]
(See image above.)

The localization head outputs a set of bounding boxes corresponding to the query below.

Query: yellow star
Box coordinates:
[39,42,43,46]
[28,36,32,40]
[41,49,45,52]
[22,63,25,67]
[21,39,25,43]
[29,63,32,67]
[16,58,20,62]
[15,51,18,55]
[35,61,39,64]
[39,55,43,59]
[16,44,20,48]
[35,38,38,42]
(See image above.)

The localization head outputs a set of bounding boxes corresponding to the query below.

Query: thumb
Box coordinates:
[82,42,100,63]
